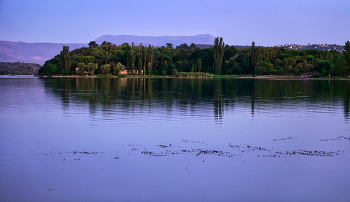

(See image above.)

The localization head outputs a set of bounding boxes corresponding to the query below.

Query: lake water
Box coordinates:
[0,76,350,201]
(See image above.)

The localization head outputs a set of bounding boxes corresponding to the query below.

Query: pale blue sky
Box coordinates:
[0,0,349,46]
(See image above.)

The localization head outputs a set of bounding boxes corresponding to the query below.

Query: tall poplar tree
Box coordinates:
[129,42,135,75]
[60,46,71,71]
[213,37,224,75]
[251,41,258,73]
[197,58,202,72]
[147,45,155,75]
[344,41,350,67]
[138,44,142,75]
[142,46,147,75]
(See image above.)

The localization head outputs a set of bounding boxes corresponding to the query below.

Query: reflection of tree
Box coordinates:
[251,79,255,117]
[344,97,349,121]
[43,78,350,123]
[213,79,223,123]
[343,83,350,121]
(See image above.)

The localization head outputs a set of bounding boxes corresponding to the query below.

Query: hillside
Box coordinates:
[0,41,87,65]
[0,62,41,75]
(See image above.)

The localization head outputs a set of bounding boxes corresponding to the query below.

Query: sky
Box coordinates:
[0,0,349,46]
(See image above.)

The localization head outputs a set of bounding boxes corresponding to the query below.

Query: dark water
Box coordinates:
[1,76,350,201]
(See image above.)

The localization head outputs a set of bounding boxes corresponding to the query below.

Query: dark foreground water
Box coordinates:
[0,76,350,201]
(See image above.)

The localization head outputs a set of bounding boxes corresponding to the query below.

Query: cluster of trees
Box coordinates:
[39,39,350,77]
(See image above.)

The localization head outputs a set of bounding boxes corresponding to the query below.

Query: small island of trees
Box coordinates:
[39,38,350,78]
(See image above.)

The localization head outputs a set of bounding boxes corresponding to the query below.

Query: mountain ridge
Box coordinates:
[0,40,87,65]
[0,34,215,65]
[94,34,215,46]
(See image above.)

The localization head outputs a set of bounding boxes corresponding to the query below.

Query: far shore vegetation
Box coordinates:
[39,38,350,79]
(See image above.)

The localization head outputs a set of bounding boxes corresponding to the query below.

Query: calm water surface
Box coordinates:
[0,76,350,201]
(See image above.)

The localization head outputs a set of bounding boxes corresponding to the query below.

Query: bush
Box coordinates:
[313,60,330,73]
[254,66,262,75]
[309,72,321,78]
[100,64,111,75]
[113,62,125,76]
[151,70,158,75]
[172,69,178,76]
[60,70,70,75]
[321,68,329,77]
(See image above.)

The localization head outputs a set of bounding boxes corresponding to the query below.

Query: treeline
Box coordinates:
[39,39,350,77]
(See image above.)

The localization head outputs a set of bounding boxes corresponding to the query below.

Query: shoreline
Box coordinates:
[2,74,348,80]
[46,74,350,80]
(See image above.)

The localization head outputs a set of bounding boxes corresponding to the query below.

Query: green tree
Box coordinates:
[48,64,57,76]
[313,60,330,74]
[251,41,258,73]
[129,42,136,75]
[213,37,224,75]
[344,41,350,67]
[147,45,155,75]
[142,46,147,75]
[88,41,98,48]
[190,64,195,72]
[197,58,202,72]
[138,44,142,75]
[168,62,175,75]
[282,58,288,75]
[77,63,85,75]
[334,54,343,76]
[60,46,71,71]
[86,63,98,75]
[166,43,174,49]
[161,61,168,75]
[190,43,196,50]
[113,62,125,76]
[175,61,183,72]
[224,45,237,60]
[101,64,111,75]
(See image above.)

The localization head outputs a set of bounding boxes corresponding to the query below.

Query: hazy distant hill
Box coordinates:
[0,35,215,65]
[0,62,41,75]
[0,41,87,65]
[94,34,215,47]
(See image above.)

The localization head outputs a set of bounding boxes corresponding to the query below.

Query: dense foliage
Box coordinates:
[39,39,350,77]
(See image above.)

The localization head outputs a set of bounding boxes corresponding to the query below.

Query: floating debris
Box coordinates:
[273,137,295,141]
[182,139,205,144]
[156,144,172,148]
[45,138,344,161]
[320,136,350,141]
[284,150,339,157]
[141,143,340,158]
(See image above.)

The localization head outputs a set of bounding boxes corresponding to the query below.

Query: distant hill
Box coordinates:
[0,62,41,75]
[0,41,87,65]
[0,35,215,65]
[94,34,215,47]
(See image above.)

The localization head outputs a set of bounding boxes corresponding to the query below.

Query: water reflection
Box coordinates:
[1,76,350,202]
[43,77,350,122]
